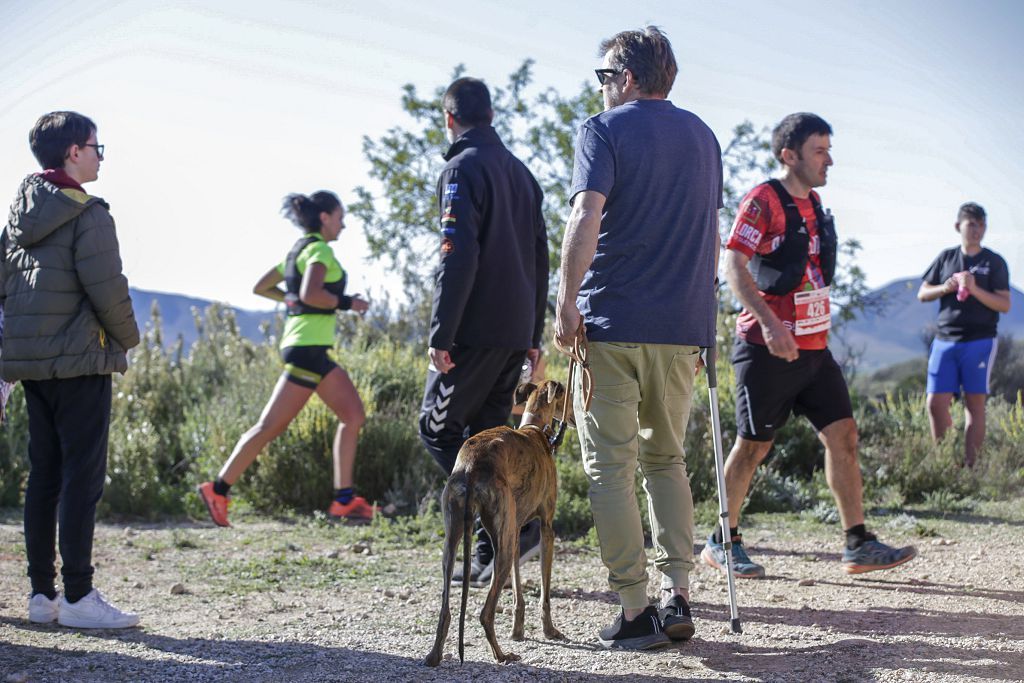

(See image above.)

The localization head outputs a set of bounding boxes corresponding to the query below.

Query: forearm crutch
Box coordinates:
[701,345,742,634]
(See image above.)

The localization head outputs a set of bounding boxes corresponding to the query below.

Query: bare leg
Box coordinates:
[818,418,863,530]
[662,586,691,603]
[927,392,954,442]
[722,437,775,528]
[962,393,987,468]
[316,367,366,489]
[217,377,313,485]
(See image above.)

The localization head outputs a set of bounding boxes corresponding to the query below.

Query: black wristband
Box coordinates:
[336,294,353,311]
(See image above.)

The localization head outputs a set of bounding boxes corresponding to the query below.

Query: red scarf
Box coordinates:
[37,168,85,193]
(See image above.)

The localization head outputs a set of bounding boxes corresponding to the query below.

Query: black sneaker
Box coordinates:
[451,533,494,586]
[658,595,695,641]
[597,605,672,650]
[517,519,542,564]
[457,520,544,588]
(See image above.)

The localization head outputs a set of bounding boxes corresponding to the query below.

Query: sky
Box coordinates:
[1,0,1022,312]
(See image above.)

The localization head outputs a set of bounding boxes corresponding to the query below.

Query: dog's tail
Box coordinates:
[458,472,473,663]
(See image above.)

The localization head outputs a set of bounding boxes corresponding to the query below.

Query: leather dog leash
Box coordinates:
[551,320,593,449]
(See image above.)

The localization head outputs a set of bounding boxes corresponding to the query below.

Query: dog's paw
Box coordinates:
[423,651,442,668]
[498,652,521,665]
[544,627,566,640]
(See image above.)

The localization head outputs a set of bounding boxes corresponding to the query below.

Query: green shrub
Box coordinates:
[0,384,29,506]
[1,303,1020,537]
[857,391,1024,503]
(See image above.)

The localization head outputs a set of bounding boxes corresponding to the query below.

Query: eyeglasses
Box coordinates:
[82,143,105,158]
[594,68,623,86]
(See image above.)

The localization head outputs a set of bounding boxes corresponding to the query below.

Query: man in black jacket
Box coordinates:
[418,77,548,586]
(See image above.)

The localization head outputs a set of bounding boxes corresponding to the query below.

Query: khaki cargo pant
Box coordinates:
[574,341,698,610]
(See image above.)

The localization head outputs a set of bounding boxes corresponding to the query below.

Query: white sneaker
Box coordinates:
[58,589,140,629]
[28,592,60,623]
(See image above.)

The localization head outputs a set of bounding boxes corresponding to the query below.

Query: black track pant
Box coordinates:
[418,346,527,475]
[22,375,111,601]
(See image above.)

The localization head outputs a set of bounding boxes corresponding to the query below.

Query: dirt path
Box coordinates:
[2,503,1022,682]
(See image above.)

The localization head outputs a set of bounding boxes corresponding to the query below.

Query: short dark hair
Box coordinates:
[599,26,678,97]
[957,202,986,224]
[443,78,493,128]
[771,113,833,162]
[29,111,96,170]
[281,191,342,232]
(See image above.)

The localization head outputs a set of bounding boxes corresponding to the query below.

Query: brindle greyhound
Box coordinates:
[424,380,569,666]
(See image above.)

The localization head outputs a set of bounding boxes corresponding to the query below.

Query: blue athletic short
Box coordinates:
[927,337,998,395]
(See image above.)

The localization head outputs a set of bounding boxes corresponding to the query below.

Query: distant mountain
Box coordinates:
[129,287,276,348]
[834,278,1024,371]
[130,279,1024,373]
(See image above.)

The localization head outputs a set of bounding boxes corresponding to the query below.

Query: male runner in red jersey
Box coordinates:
[703,113,917,578]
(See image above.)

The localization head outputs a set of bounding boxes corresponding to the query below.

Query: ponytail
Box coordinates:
[281,190,342,232]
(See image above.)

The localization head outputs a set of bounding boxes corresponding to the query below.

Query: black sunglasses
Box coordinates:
[594,68,623,86]
[82,143,105,158]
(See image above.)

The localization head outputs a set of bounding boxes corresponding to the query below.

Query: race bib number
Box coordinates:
[793,286,831,336]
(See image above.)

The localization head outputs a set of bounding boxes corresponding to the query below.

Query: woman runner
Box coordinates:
[198,190,376,524]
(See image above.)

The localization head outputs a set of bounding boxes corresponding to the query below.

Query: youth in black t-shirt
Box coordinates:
[922,246,1010,341]
[917,202,1012,468]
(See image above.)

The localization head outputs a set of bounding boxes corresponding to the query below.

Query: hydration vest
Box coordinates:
[283,235,348,316]
[748,179,837,296]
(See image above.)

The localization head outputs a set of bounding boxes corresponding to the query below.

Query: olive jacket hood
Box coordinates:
[0,174,139,381]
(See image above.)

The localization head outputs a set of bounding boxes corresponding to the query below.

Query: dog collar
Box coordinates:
[520,419,560,451]
[519,412,539,427]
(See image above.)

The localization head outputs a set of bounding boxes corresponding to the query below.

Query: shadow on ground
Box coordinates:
[0,619,696,683]
[686,594,1023,682]
[696,636,1024,682]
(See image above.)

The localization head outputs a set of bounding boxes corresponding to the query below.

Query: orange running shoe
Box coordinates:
[197,481,231,527]
[328,496,379,521]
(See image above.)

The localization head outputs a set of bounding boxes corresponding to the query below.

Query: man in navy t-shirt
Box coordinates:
[555,25,721,650]
[918,202,1011,467]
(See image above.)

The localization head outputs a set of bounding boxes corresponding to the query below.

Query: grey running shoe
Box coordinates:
[597,606,672,650]
[843,534,917,575]
[701,532,766,579]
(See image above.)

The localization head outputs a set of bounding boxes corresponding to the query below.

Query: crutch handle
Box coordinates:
[700,346,718,389]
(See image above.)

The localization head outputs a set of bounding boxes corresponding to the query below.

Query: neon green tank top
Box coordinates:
[275,234,345,348]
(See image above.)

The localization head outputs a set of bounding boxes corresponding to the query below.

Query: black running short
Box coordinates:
[280,345,338,389]
[731,339,853,442]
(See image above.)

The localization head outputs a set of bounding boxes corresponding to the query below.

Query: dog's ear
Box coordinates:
[546,381,564,405]
[514,382,536,406]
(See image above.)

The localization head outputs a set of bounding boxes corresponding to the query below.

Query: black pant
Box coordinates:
[418,346,526,475]
[23,375,112,601]
[419,347,531,560]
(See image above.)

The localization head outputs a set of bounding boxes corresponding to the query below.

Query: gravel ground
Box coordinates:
[1,503,1022,683]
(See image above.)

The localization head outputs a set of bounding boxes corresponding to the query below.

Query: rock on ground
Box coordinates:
[1,504,1022,683]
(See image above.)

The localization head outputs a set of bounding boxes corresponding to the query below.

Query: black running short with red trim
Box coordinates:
[732,339,852,442]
